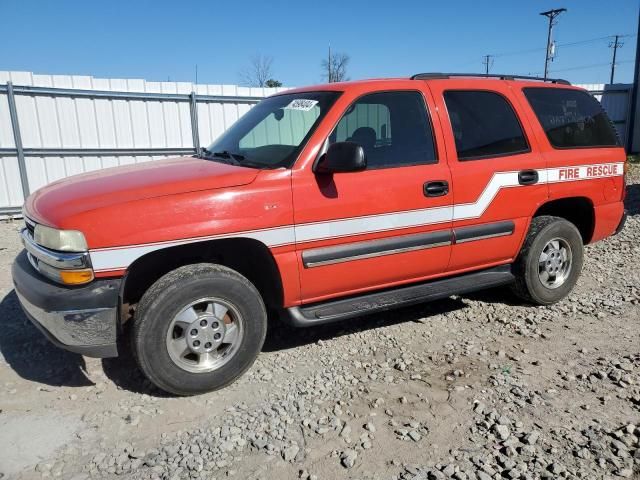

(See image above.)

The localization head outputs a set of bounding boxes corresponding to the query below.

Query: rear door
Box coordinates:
[428,80,549,273]
[291,87,453,304]
[521,86,626,204]
[519,86,626,243]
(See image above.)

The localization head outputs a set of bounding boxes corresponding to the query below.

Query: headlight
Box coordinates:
[34,224,88,252]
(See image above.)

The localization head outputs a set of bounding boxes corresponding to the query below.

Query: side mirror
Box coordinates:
[315,141,366,173]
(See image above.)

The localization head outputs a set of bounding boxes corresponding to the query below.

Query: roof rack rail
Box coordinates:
[410,72,571,85]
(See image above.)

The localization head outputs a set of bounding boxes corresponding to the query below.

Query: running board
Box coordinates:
[285,265,514,327]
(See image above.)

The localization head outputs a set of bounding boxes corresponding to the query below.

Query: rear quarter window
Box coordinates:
[523,87,620,149]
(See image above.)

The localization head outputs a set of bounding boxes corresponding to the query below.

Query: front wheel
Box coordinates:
[512,216,584,305]
[132,263,267,396]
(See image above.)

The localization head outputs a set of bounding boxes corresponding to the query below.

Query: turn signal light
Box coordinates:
[59,269,95,285]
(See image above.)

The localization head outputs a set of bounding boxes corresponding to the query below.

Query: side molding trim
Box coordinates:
[302,230,452,268]
[301,220,515,268]
[454,220,515,244]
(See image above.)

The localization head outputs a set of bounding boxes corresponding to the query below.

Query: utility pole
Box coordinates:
[628,10,640,153]
[609,35,624,84]
[482,55,494,75]
[540,8,567,80]
[328,45,332,83]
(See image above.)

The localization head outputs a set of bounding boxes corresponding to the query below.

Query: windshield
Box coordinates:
[204,91,341,169]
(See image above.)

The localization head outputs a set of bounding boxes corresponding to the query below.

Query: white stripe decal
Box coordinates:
[90,227,296,272]
[89,162,624,272]
[294,205,452,243]
[453,171,519,221]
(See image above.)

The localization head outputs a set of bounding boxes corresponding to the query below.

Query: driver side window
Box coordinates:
[329,91,437,169]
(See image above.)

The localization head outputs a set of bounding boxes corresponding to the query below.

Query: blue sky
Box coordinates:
[2,0,638,86]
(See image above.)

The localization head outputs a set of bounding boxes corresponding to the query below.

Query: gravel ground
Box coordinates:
[0,168,639,480]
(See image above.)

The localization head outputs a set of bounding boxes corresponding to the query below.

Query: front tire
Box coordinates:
[132,263,267,396]
[512,216,584,305]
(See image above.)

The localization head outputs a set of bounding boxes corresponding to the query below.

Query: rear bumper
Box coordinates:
[12,250,121,358]
[614,209,628,236]
[591,201,626,243]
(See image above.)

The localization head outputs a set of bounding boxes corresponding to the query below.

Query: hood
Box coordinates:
[26,156,260,227]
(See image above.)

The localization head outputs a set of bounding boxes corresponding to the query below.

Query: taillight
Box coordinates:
[622,157,628,200]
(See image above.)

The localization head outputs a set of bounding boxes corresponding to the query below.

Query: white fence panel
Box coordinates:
[0,70,289,213]
[0,156,23,208]
[0,93,15,149]
[577,83,632,146]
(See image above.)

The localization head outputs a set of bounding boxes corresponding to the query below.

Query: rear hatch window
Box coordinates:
[523,87,620,149]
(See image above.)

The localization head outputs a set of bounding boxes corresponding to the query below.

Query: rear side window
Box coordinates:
[444,90,529,161]
[523,88,620,148]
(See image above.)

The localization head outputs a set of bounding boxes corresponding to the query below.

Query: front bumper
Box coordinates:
[12,250,121,358]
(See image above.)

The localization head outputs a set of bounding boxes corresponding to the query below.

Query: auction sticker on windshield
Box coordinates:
[284,99,319,111]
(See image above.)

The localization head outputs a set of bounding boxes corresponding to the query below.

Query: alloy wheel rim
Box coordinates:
[538,237,572,289]
[165,297,243,373]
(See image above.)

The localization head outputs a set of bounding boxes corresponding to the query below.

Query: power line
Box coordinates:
[492,33,636,59]
[559,35,617,48]
[522,58,635,77]
[448,32,638,78]
[493,47,547,59]
[549,59,634,73]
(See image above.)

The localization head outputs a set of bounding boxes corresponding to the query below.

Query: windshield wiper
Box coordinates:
[199,148,271,169]
[199,147,212,158]
[198,147,218,161]
[212,150,245,166]
[198,148,244,166]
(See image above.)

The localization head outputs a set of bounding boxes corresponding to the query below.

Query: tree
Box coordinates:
[321,52,350,83]
[265,79,282,88]
[239,54,279,87]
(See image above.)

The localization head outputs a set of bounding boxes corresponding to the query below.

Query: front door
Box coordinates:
[292,88,453,304]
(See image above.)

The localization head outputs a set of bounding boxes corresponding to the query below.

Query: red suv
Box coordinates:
[13,73,627,395]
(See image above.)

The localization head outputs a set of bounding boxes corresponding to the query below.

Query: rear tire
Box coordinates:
[512,216,583,305]
[132,263,267,396]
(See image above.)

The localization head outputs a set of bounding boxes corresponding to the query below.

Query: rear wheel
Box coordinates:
[512,216,584,305]
[132,263,267,395]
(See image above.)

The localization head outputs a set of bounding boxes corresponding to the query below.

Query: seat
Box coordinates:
[348,127,377,158]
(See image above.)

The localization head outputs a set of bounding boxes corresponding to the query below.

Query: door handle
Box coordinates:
[518,169,539,185]
[424,180,449,197]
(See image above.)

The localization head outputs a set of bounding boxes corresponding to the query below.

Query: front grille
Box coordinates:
[24,217,35,237]
[26,251,40,271]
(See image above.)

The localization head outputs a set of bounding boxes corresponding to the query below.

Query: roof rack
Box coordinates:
[410,72,571,85]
